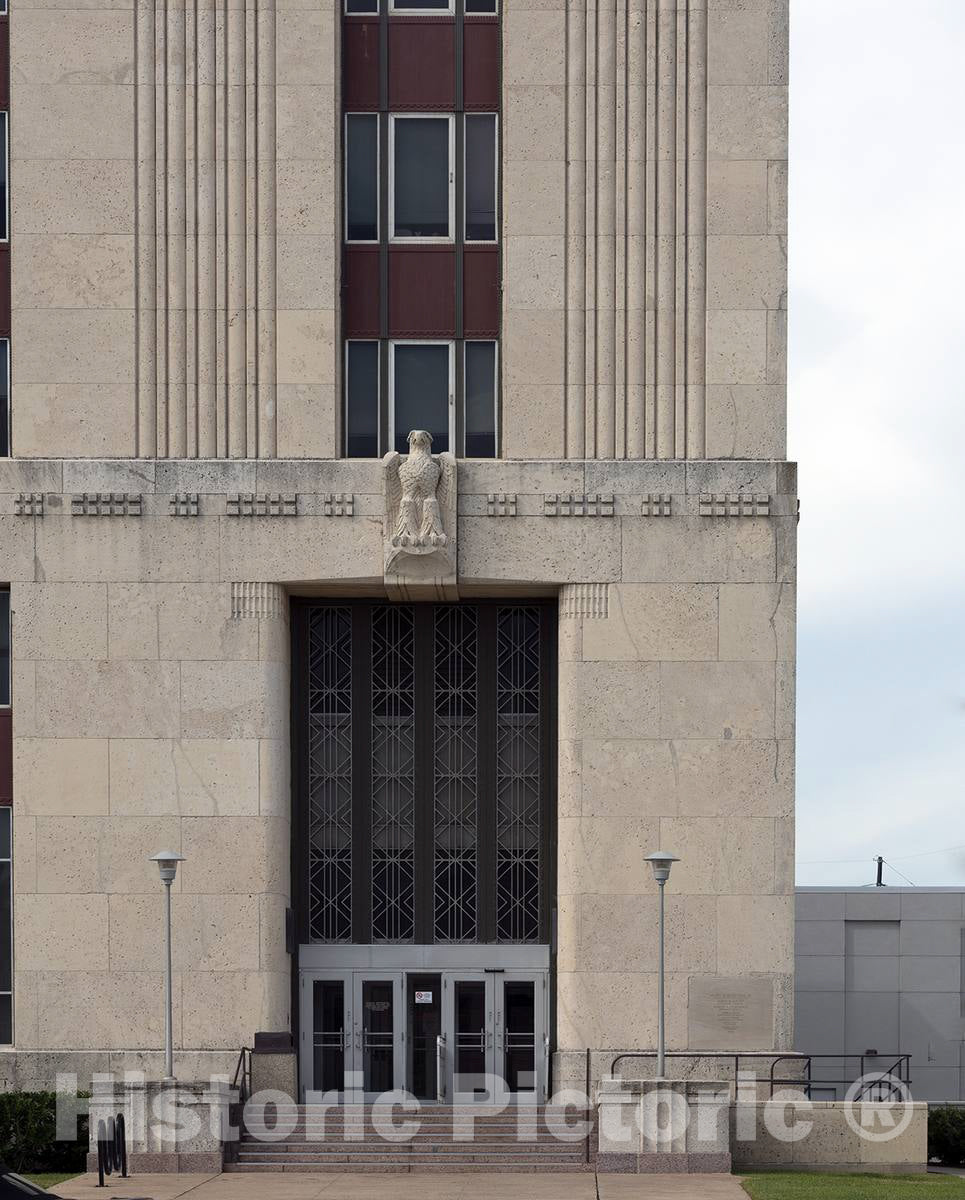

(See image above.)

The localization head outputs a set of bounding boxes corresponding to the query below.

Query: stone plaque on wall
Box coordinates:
[688,977,774,1051]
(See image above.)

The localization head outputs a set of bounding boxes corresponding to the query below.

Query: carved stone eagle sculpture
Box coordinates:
[383,430,457,551]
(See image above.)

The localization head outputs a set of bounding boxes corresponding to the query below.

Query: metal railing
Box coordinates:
[604,1049,912,1101]
[233,1046,252,1106]
[96,1113,128,1188]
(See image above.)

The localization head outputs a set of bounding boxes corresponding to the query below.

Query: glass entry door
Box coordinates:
[442,971,548,1104]
[354,974,405,1100]
[300,970,405,1101]
[447,972,495,1103]
[301,968,547,1103]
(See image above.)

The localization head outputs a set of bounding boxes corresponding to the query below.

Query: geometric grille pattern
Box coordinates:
[495,606,541,942]
[433,606,479,942]
[371,606,416,942]
[308,607,353,942]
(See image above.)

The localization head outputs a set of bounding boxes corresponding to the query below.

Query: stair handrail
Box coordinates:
[232,1046,252,1105]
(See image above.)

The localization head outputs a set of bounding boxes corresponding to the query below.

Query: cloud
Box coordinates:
[790,0,965,885]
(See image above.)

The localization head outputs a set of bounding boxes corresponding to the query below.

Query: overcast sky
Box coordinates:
[790,1,965,886]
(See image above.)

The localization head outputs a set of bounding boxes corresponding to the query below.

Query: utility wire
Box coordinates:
[881,859,917,887]
[800,842,965,867]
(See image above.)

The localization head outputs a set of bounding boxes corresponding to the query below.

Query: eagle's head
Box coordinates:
[406,430,433,454]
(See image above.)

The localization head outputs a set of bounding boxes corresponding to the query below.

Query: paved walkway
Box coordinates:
[50,1171,748,1200]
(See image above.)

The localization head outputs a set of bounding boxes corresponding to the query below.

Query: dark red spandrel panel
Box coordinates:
[0,23,8,108]
[0,714,11,808]
[343,246,381,338]
[464,20,499,110]
[389,20,455,111]
[463,246,499,338]
[389,247,455,337]
[343,20,380,111]
[0,251,9,338]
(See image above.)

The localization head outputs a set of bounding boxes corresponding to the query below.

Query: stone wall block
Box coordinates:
[179,660,289,740]
[718,581,795,661]
[108,739,262,817]
[14,738,110,816]
[34,661,181,738]
[660,661,775,739]
[582,583,719,662]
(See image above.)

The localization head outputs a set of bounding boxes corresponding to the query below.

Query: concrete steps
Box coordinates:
[226,1104,595,1173]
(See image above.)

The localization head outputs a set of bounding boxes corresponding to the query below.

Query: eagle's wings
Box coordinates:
[436,452,457,514]
[383,450,402,519]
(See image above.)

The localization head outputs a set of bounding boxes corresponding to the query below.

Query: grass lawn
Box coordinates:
[742,1173,965,1200]
[20,1174,81,1191]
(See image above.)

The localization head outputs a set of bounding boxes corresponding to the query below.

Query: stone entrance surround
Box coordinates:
[2,454,795,1094]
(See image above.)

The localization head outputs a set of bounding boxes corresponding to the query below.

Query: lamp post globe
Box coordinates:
[149,851,185,1084]
[644,851,679,1081]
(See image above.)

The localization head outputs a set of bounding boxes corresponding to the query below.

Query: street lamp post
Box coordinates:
[645,851,679,1081]
[149,851,186,1084]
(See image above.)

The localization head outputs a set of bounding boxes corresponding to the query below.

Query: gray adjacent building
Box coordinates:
[795,887,965,1103]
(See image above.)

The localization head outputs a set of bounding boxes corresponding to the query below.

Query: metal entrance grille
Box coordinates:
[295,601,554,946]
[371,606,416,942]
[495,607,541,942]
[308,607,353,942]
[433,606,479,941]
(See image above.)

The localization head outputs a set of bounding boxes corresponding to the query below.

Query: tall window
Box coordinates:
[345,115,378,242]
[0,112,7,243]
[0,588,10,1045]
[0,588,9,707]
[0,809,10,1044]
[0,341,8,458]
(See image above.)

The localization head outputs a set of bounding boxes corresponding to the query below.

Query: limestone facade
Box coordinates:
[0,0,794,1090]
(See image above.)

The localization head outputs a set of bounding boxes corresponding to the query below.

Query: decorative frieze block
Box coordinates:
[544,493,614,517]
[169,494,201,517]
[226,493,298,518]
[14,494,44,517]
[71,493,142,517]
[560,583,609,620]
[642,494,673,517]
[323,493,355,517]
[699,493,771,518]
[487,493,517,517]
[230,582,286,620]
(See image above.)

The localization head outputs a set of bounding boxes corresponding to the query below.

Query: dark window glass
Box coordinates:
[346,342,379,457]
[393,0,449,9]
[465,115,496,241]
[0,341,8,459]
[361,980,396,1091]
[0,811,8,859]
[0,996,10,1046]
[0,114,7,242]
[0,590,9,707]
[393,118,450,239]
[0,862,10,993]
[346,115,378,241]
[503,980,536,1091]
[465,342,496,457]
[466,0,496,10]
[346,0,378,11]
[393,343,449,453]
[312,980,345,1091]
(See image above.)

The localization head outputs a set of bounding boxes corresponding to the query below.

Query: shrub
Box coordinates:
[928,1105,965,1166]
[0,1091,89,1174]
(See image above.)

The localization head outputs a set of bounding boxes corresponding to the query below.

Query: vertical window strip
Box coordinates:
[0,112,7,243]
[0,588,9,707]
[0,809,11,1044]
[0,340,9,459]
[433,606,478,941]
